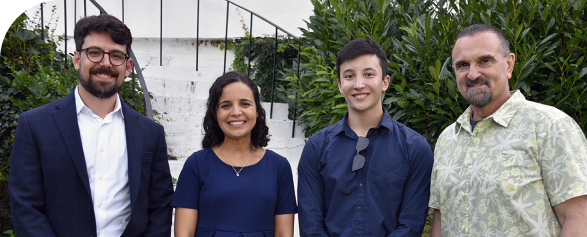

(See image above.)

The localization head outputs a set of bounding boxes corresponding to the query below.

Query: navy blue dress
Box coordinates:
[172,148,298,236]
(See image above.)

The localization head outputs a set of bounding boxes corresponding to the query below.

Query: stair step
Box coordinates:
[159,113,305,136]
[152,96,291,120]
[145,77,213,99]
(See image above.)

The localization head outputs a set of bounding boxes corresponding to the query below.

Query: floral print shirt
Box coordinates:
[429,90,587,237]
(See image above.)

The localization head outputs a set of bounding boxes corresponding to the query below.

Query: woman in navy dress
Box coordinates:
[173,71,297,237]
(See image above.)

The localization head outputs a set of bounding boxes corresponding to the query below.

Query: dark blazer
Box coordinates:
[9,91,174,237]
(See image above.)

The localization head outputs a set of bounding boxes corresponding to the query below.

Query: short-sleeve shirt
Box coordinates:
[172,148,298,236]
[430,90,587,237]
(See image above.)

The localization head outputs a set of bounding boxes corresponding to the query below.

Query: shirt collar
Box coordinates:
[456,90,525,132]
[332,107,395,138]
[74,85,124,118]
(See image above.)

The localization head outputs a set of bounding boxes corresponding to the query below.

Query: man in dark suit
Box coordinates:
[9,14,174,237]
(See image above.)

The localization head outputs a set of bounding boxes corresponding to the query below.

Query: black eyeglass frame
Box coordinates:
[79,47,130,66]
[352,136,369,172]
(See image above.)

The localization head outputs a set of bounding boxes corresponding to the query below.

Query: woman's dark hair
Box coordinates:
[74,14,133,55]
[202,71,270,149]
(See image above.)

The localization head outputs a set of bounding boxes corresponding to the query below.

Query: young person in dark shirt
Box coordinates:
[297,38,434,236]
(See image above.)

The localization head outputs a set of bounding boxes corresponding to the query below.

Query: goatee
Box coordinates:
[465,77,492,108]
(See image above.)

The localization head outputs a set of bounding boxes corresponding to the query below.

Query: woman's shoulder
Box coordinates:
[263,149,292,169]
[185,147,217,166]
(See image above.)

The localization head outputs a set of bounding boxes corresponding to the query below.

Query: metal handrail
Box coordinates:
[223,0,304,137]
[51,0,154,120]
[53,0,303,134]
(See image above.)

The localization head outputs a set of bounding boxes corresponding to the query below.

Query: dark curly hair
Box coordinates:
[74,14,133,55]
[202,71,270,149]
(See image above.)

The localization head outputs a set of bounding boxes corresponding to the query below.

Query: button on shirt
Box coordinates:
[297,109,434,236]
[75,86,131,237]
[429,91,587,236]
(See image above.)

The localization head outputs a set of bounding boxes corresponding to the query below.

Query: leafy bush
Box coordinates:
[0,10,149,234]
[287,0,587,143]
[231,36,300,109]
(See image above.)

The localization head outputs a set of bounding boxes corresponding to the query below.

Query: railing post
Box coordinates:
[64,0,67,67]
[292,42,301,138]
[196,0,200,71]
[223,1,229,74]
[122,0,124,23]
[270,28,278,119]
[40,3,44,41]
[247,13,253,77]
[160,0,163,66]
[132,67,136,109]
[130,51,154,119]
[84,0,87,17]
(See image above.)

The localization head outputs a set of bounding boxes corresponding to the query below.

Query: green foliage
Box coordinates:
[0,10,149,235]
[287,0,587,142]
[231,36,300,108]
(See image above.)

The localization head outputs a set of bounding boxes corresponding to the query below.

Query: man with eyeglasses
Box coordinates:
[9,14,174,236]
[297,38,434,236]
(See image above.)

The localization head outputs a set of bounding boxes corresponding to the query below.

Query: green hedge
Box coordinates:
[287,0,587,147]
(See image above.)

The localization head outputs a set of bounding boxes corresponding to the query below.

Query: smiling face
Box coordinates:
[338,54,390,115]
[216,82,258,142]
[452,31,515,110]
[73,31,132,99]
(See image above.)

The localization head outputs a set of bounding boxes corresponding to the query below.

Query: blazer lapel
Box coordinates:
[52,91,92,198]
[122,101,143,209]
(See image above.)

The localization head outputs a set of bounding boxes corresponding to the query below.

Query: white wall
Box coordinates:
[25,0,313,39]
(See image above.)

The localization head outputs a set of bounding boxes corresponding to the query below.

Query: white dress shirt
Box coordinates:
[75,86,131,237]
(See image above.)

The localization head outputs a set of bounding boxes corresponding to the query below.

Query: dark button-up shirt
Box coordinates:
[297,109,434,236]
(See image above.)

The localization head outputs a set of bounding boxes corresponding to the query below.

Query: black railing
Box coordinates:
[51,0,303,135]
[48,0,154,120]
[220,0,304,137]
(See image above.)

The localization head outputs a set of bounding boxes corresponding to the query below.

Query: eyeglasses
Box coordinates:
[80,47,129,66]
[352,136,369,172]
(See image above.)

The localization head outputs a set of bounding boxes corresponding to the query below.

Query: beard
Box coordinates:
[465,76,492,108]
[79,66,123,99]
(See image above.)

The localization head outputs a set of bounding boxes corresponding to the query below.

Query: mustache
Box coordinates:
[465,77,489,87]
[89,67,119,78]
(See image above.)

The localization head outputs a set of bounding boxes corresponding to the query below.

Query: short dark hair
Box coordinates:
[74,14,133,55]
[455,24,510,57]
[202,71,270,149]
[336,38,388,80]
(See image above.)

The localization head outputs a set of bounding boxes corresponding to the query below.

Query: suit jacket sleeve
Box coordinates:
[9,112,58,237]
[144,124,174,236]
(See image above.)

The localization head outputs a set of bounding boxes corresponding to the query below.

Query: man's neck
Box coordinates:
[346,106,384,137]
[78,85,117,119]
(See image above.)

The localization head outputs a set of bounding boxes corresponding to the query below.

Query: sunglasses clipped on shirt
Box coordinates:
[352,136,369,172]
